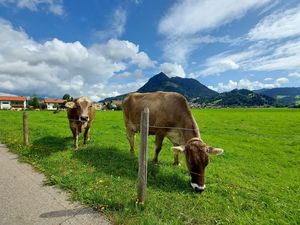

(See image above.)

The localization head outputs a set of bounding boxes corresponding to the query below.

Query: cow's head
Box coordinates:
[65,97,93,122]
[172,138,223,193]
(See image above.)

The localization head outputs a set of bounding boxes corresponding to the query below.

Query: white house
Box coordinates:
[0,96,27,110]
[44,99,66,110]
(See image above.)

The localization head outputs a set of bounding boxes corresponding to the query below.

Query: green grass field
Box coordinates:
[0,108,299,225]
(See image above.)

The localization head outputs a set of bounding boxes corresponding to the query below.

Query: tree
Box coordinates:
[28,96,40,109]
[63,93,73,102]
[40,102,47,110]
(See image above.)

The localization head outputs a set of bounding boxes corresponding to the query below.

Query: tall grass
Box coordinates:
[0,108,299,224]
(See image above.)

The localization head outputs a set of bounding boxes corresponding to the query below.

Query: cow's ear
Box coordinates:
[65,102,76,108]
[171,146,185,154]
[207,146,224,155]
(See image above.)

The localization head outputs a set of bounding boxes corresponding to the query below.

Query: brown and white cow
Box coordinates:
[122,92,223,192]
[65,96,96,149]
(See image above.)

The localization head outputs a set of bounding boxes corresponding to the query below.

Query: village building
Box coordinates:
[44,99,66,110]
[0,96,27,110]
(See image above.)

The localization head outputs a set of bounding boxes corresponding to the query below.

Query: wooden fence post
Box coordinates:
[23,112,29,145]
[137,107,149,205]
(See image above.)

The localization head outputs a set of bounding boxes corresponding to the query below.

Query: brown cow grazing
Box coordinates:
[65,96,96,149]
[122,92,223,192]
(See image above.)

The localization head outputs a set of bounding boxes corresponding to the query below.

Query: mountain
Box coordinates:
[254,87,300,105]
[101,72,282,107]
[137,72,218,100]
[101,72,218,102]
[203,89,277,107]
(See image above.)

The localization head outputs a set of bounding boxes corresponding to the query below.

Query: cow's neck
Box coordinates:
[167,115,200,145]
[182,115,200,143]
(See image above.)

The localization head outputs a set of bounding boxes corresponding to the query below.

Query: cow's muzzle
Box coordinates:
[191,183,205,193]
[80,116,89,122]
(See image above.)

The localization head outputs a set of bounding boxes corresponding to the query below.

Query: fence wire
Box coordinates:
[66,118,300,142]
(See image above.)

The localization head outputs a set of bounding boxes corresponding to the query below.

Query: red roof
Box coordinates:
[44,99,65,104]
[0,96,26,101]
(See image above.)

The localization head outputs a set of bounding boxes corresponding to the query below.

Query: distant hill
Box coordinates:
[137,72,218,100]
[203,89,277,107]
[99,93,128,103]
[254,87,300,105]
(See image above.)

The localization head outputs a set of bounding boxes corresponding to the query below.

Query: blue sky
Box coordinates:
[0,0,300,100]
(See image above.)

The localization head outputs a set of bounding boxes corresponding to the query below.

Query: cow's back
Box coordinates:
[123,92,193,132]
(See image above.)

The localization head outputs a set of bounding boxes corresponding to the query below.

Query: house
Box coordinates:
[0,96,27,110]
[93,103,105,110]
[44,99,66,110]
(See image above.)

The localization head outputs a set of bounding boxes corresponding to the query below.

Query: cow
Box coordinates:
[122,92,223,192]
[65,96,96,149]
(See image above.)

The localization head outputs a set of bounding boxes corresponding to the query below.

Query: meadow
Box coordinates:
[0,108,299,225]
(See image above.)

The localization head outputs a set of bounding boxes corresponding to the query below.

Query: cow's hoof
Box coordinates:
[191,183,205,193]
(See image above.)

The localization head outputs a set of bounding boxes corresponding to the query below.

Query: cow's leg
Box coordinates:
[174,153,180,166]
[127,129,135,153]
[70,124,78,149]
[83,127,90,144]
[72,127,79,149]
[71,127,76,139]
[75,131,79,149]
[153,134,164,163]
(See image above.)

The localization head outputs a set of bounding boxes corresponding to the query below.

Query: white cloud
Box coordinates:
[199,38,300,76]
[275,77,289,86]
[82,79,147,101]
[200,58,240,76]
[264,77,273,81]
[112,8,127,36]
[238,79,272,90]
[93,7,127,41]
[115,69,144,79]
[159,0,270,37]
[258,0,280,16]
[0,19,154,100]
[131,52,155,69]
[0,0,64,15]
[96,39,155,68]
[210,80,238,92]
[158,0,270,63]
[250,39,300,71]
[288,72,300,78]
[211,77,289,92]
[159,62,186,78]
[85,78,147,100]
[161,38,196,64]
[161,35,238,63]
[197,5,300,77]
[249,5,300,40]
